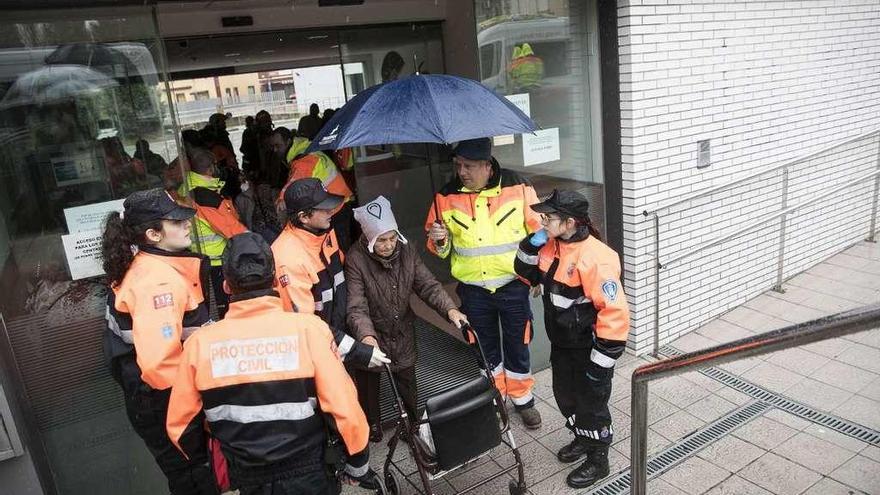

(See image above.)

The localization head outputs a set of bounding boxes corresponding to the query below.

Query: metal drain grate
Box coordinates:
[587,402,770,495]
[661,345,880,446]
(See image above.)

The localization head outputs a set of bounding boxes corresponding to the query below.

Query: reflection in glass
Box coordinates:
[474,1,606,236]
[0,10,180,494]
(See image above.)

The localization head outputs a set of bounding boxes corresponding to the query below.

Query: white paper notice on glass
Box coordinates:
[493,135,515,146]
[505,93,531,117]
[494,94,531,146]
[64,199,125,234]
[523,128,560,166]
[62,229,106,280]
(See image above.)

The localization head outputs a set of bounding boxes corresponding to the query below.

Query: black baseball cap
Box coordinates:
[452,137,492,161]
[222,232,276,291]
[122,188,195,226]
[531,189,590,219]
[283,177,343,214]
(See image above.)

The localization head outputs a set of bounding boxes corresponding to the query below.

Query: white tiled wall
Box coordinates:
[618,1,880,354]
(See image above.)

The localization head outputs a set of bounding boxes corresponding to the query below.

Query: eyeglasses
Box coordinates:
[540,213,562,224]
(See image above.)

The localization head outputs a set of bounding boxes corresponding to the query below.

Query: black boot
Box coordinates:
[566,445,610,489]
[557,436,591,463]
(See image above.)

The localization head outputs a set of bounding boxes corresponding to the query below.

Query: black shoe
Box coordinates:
[518,405,542,429]
[557,436,591,463]
[565,446,610,489]
[369,424,383,443]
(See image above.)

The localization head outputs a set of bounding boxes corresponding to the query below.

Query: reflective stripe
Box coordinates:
[465,275,517,291]
[106,307,134,344]
[181,326,200,341]
[490,362,504,377]
[337,333,355,359]
[510,392,534,406]
[573,426,612,439]
[590,348,617,369]
[504,368,532,381]
[345,462,369,478]
[204,399,317,423]
[516,249,538,265]
[194,232,225,244]
[320,288,334,304]
[549,293,590,310]
[317,162,338,188]
[454,241,520,257]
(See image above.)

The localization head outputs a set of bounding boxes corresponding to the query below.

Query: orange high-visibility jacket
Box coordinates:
[271,224,373,367]
[166,293,369,480]
[514,231,630,366]
[106,247,211,390]
[287,151,353,203]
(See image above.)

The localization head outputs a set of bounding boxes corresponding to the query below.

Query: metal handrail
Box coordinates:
[643,130,880,355]
[643,128,880,217]
[664,168,880,268]
[629,302,880,495]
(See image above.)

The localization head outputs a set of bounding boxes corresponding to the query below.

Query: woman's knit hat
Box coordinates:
[353,195,408,253]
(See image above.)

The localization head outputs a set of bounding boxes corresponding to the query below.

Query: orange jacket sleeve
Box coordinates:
[522,184,541,234]
[127,279,189,390]
[277,263,318,314]
[306,319,369,456]
[290,155,317,181]
[579,257,630,367]
[166,338,206,458]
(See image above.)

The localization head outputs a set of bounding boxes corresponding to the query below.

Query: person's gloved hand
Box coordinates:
[369,346,391,368]
[447,308,469,328]
[529,229,549,247]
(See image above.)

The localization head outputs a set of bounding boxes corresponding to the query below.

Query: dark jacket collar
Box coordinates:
[139,245,206,260]
[558,225,590,244]
[229,288,280,303]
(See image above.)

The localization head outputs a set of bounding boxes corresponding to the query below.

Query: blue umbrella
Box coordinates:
[308,74,536,152]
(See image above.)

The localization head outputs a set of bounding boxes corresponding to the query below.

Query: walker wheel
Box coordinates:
[508,479,527,495]
[384,470,400,495]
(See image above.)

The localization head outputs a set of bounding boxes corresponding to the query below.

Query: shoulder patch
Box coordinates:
[160,324,174,339]
[601,280,618,302]
[153,293,174,309]
[279,274,290,287]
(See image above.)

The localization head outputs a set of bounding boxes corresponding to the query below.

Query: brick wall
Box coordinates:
[618,0,880,354]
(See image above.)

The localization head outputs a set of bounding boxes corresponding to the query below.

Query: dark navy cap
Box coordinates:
[122,188,195,226]
[222,232,276,291]
[453,137,492,161]
[283,177,343,214]
[531,189,590,220]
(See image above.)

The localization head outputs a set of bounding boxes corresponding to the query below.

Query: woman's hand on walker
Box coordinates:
[447,308,469,328]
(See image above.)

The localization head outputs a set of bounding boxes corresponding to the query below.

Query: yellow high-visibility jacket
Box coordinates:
[425,160,540,292]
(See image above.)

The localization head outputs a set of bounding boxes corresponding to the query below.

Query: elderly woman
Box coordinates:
[346,196,468,442]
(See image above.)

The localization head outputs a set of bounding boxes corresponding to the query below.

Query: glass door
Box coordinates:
[0,6,183,493]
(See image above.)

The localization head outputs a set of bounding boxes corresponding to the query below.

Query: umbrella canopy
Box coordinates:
[0,64,119,110]
[45,43,140,81]
[308,74,536,152]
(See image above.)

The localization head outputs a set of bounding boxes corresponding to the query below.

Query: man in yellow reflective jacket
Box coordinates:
[424,137,543,428]
[179,147,248,317]
[508,43,545,92]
